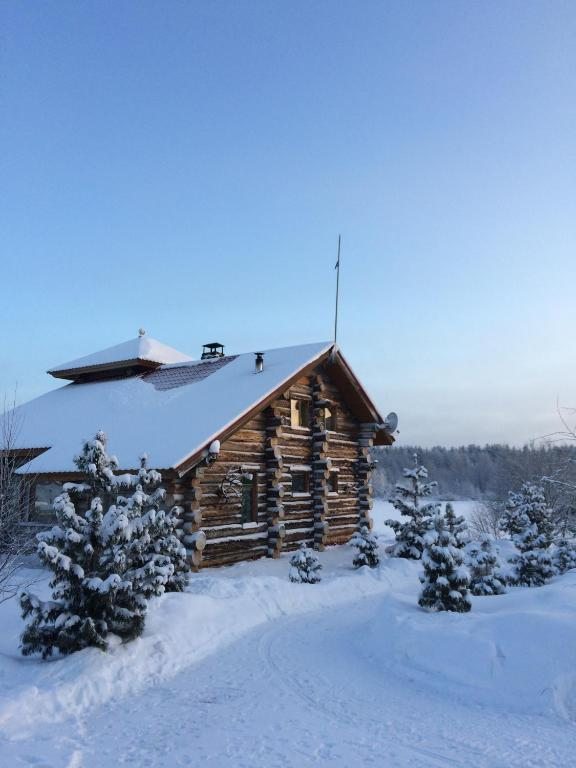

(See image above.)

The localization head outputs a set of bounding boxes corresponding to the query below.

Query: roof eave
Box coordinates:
[174,343,394,476]
[173,345,335,476]
[48,358,161,381]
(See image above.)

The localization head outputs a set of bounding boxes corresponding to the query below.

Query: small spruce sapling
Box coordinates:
[501,483,554,587]
[418,514,471,613]
[553,538,576,574]
[444,503,469,547]
[467,539,506,596]
[512,523,555,587]
[117,454,189,597]
[289,543,322,584]
[386,455,440,560]
[499,482,554,545]
[350,526,380,568]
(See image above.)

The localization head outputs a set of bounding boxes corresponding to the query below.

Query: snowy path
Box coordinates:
[10,592,574,768]
[2,503,575,768]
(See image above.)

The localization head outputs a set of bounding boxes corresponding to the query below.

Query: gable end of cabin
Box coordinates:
[169,360,387,569]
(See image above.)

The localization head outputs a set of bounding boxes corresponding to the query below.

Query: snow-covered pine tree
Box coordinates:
[466,539,506,596]
[115,455,189,596]
[511,523,555,587]
[20,433,189,658]
[289,542,322,584]
[350,525,380,568]
[553,538,576,574]
[500,483,554,587]
[386,455,440,559]
[418,514,471,612]
[444,502,469,547]
[499,482,554,544]
[20,489,143,657]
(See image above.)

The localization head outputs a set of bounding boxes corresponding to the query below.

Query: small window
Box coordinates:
[328,471,339,494]
[34,482,62,522]
[324,406,337,431]
[291,398,311,428]
[241,474,258,524]
[292,471,310,494]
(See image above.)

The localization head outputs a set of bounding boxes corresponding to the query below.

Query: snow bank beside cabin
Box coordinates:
[369,569,576,719]
[0,550,409,737]
[2,548,576,740]
[2,499,576,743]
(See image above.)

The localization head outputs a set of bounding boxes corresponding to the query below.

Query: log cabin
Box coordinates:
[8,332,395,568]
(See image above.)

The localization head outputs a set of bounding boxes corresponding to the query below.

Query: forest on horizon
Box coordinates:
[372,443,576,501]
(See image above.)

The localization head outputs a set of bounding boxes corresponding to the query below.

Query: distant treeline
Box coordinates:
[372,444,576,501]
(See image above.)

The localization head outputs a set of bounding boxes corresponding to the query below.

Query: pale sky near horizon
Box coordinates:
[1,2,575,448]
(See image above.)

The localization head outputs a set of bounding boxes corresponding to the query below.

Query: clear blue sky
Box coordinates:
[1,1,575,446]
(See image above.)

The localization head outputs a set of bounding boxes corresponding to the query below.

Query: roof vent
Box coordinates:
[254,352,264,373]
[201,342,225,360]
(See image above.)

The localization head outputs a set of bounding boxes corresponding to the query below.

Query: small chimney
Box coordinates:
[201,342,225,360]
[254,352,264,373]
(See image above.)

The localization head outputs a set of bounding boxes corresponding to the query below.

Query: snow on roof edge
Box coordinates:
[48,336,193,374]
[171,341,334,473]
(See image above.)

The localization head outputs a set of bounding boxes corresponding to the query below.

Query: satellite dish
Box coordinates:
[383,412,398,433]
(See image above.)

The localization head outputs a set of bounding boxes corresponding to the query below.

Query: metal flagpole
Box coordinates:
[334,234,341,344]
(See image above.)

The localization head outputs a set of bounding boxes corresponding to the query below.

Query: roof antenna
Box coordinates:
[333,234,341,346]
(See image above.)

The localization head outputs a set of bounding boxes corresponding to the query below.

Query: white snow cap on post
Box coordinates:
[208,440,221,456]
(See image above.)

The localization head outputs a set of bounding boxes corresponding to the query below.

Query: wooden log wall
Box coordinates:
[265,406,286,557]
[357,424,377,530]
[171,365,375,568]
[311,376,330,550]
[196,412,269,567]
[270,377,315,550]
[313,372,366,546]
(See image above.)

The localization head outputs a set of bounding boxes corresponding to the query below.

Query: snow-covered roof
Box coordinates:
[48,333,193,378]
[12,341,334,474]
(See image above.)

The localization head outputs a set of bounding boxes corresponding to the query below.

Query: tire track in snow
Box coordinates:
[258,620,472,767]
[256,601,572,768]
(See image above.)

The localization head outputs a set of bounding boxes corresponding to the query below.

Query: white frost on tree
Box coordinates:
[552,538,576,574]
[466,539,506,596]
[20,433,189,658]
[444,502,469,547]
[418,514,471,613]
[511,524,555,587]
[350,525,380,568]
[289,543,322,584]
[386,455,440,560]
[499,482,554,544]
[113,454,189,597]
[500,483,554,587]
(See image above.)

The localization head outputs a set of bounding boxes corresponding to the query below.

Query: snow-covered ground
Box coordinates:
[1,501,575,767]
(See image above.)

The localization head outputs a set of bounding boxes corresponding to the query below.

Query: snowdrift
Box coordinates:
[0,550,400,737]
[364,568,576,719]
[2,546,576,743]
[3,494,576,747]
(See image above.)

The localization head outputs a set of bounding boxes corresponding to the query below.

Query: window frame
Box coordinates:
[291,470,311,495]
[240,473,259,524]
[33,481,64,522]
[328,470,339,494]
[290,398,311,429]
[323,406,337,431]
